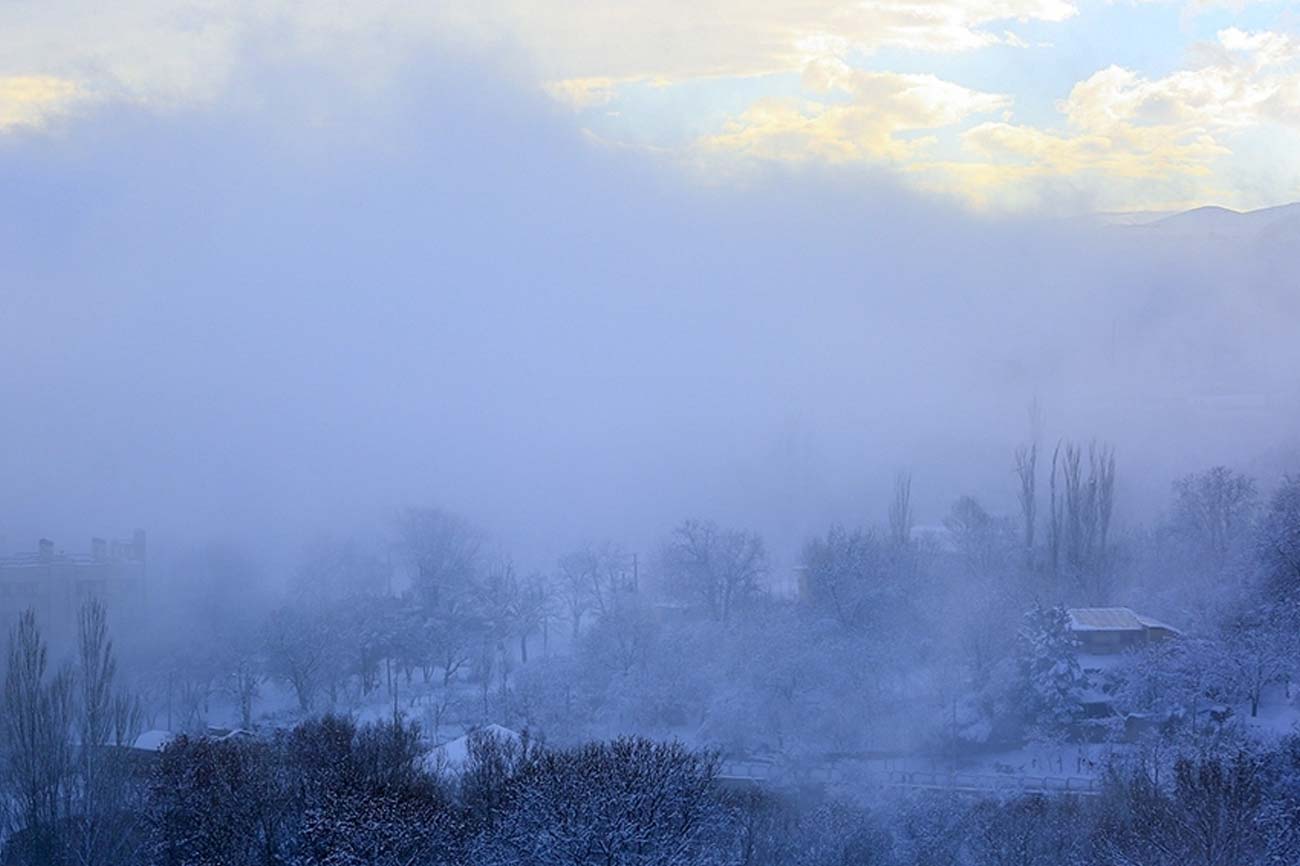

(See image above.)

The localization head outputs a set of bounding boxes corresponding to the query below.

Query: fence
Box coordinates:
[718,759,1101,797]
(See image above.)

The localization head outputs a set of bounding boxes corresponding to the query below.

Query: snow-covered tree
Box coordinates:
[1015,604,1086,739]
[471,737,732,866]
[800,525,907,635]
[1259,474,1300,604]
[1171,466,1257,575]
[1220,606,1297,718]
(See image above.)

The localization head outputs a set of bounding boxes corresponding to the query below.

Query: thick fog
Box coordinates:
[8,16,1300,866]
[3,48,1299,576]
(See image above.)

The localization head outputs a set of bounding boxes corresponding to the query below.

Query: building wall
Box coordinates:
[0,533,147,642]
[1075,625,1176,654]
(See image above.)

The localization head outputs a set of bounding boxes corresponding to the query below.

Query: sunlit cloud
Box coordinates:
[0,2,1297,210]
[936,28,1300,208]
[485,0,1078,84]
[700,61,1011,164]
[0,76,83,130]
[543,78,622,111]
[0,1,1075,116]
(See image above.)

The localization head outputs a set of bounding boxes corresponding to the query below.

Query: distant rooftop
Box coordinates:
[0,532,146,569]
[1067,607,1180,635]
[0,552,102,569]
[1067,608,1145,632]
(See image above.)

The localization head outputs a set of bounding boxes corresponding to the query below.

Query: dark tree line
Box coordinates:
[9,711,1300,866]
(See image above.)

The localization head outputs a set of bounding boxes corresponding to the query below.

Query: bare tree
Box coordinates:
[75,600,116,866]
[1047,440,1116,601]
[2,604,142,866]
[73,600,143,866]
[110,693,142,750]
[944,496,1014,580]
[394,506,484,612]
[555,550,594,639]
[1014,443,1037,567]
[1048,441,1063,579]
[2,610,75,865]
[555,542,634,636]
[77,600,116,755]
[1259,475,1300,602]
[1172,466,1257,573]
[888,471,913,549]
[263,607,328,713]
[660,519,765,623]
[513,575,553,663]
[800,525,891,632]
[426,598,481,689]
[227,657,263,731]
[1221,607,1296,717]
[1093,443,1117,556]
[475,557,521,648]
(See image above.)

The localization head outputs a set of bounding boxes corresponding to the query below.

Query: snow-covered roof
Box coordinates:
[1134,613,1182,635]
[131,730,175,752]
[1068,607,1182,636]
[425,724,520,774]
[205,727,255,742]
[1067,608,1145,632]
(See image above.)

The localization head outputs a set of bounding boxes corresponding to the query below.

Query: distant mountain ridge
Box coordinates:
[1095,201,1300,240]
[1150,202,1300,235]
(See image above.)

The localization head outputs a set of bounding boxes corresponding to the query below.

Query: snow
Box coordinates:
[1078,653,1127,673]
[1133,614,1182,635]
[1241,684,1300,737]
[132,729,175,751]
[425,723,520,773]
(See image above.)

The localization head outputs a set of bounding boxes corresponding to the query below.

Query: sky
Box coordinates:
[1,2,1299,577]
[2,1,1300,211]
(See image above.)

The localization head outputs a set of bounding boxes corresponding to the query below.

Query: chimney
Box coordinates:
[92,537,108,560]
[38,538,54,561]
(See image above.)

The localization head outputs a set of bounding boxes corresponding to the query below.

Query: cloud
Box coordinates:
[935,28,1300,207]
[0,76,83,130]
[0,2,477,125]
[700,60,1011,163]
[3,3,1295,211]
[529,0,1076,106]
[543,78,622,111]
[1166,0,1286,14]
[0,1,1075,129]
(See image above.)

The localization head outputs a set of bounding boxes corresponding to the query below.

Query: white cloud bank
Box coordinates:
[1,3,1298,209]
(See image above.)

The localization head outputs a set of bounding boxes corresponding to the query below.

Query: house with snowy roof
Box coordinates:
[1066,607,1181,655]
[423,724,521,775]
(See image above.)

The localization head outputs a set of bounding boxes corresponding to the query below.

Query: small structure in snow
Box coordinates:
[1067,607,1180,654]
[425,724,521,774]
[131,730,176,752]
[206,726,255,742]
